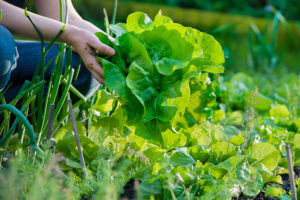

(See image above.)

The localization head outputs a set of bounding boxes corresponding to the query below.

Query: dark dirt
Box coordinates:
[120,167,300,200]
[236,192,279,200]
[120,179,140,200]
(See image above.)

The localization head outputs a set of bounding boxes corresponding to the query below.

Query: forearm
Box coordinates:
[34,0,104,34]
[69,16,105,34]
[0,0,76,43]
[0,0,114,85]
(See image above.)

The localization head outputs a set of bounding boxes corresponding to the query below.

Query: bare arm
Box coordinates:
[0,0,115,84]
[34,0,104,34]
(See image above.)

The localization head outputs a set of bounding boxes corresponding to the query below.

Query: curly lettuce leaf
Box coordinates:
[96,11,225,143]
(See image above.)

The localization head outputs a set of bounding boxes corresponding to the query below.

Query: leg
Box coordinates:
[4,41,99,102]
[0,25,18,92]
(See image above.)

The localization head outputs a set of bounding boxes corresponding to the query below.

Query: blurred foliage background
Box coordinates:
[71,0,300,75]
[123,0,300,20]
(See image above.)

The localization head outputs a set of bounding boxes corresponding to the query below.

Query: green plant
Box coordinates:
[52,12,299,199]
[1,2,299,199]
[95,11,225,146]
[0,0,88,162]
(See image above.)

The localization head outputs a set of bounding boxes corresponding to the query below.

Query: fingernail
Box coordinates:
[110,48,116,55]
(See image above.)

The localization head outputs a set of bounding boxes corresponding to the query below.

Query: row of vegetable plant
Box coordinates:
[0,4,299,200]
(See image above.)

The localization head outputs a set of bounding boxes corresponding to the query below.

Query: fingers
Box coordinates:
[83,55,105,84]
[91,70,105,84]
[74,31,114,84]
[90,40,115,56]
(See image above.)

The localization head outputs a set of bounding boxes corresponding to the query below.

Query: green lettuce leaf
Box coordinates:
[96,11,225,143]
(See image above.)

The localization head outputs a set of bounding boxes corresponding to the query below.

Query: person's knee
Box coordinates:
[0,25,18,91]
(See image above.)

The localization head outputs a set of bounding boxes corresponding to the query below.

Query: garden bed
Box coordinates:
[0,3,299,200]
[120,167,300,200]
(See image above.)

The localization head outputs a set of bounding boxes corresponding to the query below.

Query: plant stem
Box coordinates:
[286,143,297,200]
[103,8,110,35]
[112,0,118,24]
[68,99,87,179]
[46,104,55,140]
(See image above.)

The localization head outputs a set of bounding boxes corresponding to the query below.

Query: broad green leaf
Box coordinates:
[101,58,134,103]
[143,146,165,163]
[229,133,245,146]
[210,141,237,163]
[246,143,280,172]
[295,119,300,132]
[204,163,227,179]
[95,33,127,73]
[218,156,263,197]
[138,178,161,198]
[137,26,194,76]
[125,12,153,33]
[90,90,117,113]
[109,24,127,38]
[161,128,186,149]
[265,185,286,198]
[269,104,292,124]
[188,145,211,163]
[212,109,226,123]
[101,135,128,156]
[55,122,86,143]
[220,156,251,196]
[55,122,99,163]
[182,124,212,146]
[218,155,246,172]
[162,79,190,117]
[163,183,192,200]
[270,104,291,118]
[210,124,227,142]
[126,61,157,107]
[190,58,224,73]
[246,92,272,112]
[173,166,196,185]
[170,150,196,167]
[126,133,147,150]
[185,90,206,124]
[227,111,243,125]
[199,183,231,200]
[118,33,153,74]
[144,95,177,122]
[89,106,127,145]
[223,125,240,138]
[128,119,163,144]
[187,28,225,66]
[222,126,245,146]
[144,78,190,123]
[153,10,173,26]
[241,167,263,197]
[254,162,282,183]
[293,134,300,149]
[96,11,225,143]
[293,133,300,164]
[95,32,113,47]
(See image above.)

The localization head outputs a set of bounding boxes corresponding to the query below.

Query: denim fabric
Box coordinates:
[0,25,18,91]
[0,25,99,103]
[4,0,25,8]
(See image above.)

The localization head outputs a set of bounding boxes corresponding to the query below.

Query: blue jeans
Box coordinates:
[0,25,99,103]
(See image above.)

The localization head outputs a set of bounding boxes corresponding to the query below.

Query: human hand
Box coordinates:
[65,26,115,84]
